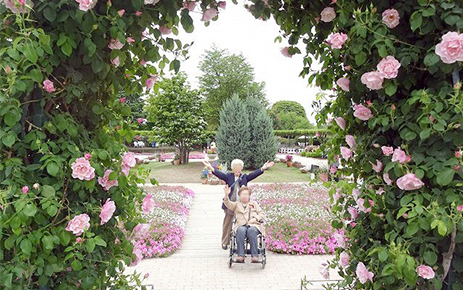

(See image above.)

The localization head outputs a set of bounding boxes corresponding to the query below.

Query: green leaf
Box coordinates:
[355,51,367,66]
[23,204,38,217]
[20,239,32,255]
[436,168,455,186]
[410,11,423,31]
[43,7,57,22]
[94,236,107,247]
[71,259,82,271]
[424,53,440,67]
[42,235,55,250]
[61,42,73,57]
[29,68,43,83]
[420,128,431,139]
[86,238,96,253]
[42,185,55,198]
[4,110,21,127]
[92,104,104,115]
[59,231,71,246]
[423,251,437,265]
[23,44,38,63]
[437,220,447,236]
[47,161,59,176]
[385,81,397,96]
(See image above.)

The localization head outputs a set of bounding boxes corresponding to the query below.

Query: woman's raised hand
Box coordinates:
[202,160,214,171]
[224,185,231,197]
[262,161,275,171]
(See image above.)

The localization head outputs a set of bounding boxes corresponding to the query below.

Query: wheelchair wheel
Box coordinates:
[228,257,233,268]
[261,255,266,269]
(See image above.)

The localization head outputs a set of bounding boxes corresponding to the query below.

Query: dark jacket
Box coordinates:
[213,168,264,210]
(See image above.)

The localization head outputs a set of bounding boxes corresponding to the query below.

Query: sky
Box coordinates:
[175,2,323,123]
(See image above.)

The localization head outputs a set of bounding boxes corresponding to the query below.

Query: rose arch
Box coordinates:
[0,0,462,289]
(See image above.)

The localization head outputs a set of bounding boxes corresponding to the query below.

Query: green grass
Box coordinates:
[141,161,311,183]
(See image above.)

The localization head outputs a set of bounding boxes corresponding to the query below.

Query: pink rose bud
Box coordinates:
[429,115,435,122]
[107,0,111,6]
[33,183,40,189]
[43,80,56,93]
[144,273,149,279]
[137,118,143,124]
[457,205,463,212]
[455,165,461,171]
[120,97,126,103]
[115,126,120,130]
[218,1,226,9]
[125,74,130,78]
[455,82,461,89]
[344,65,351,71]
[456,151,461,158]
[22,186,29,194]
[403,213,408,218]
[366,101,372,107]
[391,104,396,110]
[127,37,135,44]
[140,60,147,66]
[118,9,125,17]
[76,237,82,243]
[135,11,142,16]
[373,143,380,148]
[5,19,11,25]
[5,65,11,74]
[84,153,92,160]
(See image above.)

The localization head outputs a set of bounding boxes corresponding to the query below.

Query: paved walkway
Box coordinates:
[126,183,337,290]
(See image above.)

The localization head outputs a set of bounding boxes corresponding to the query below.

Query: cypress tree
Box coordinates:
[216,94,251,169]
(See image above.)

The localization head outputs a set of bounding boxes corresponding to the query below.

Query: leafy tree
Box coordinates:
[216,94,251,168]
[269,100,314,130]
[145,73,206,164]
[198,46,268,130]
[246,97,277,169]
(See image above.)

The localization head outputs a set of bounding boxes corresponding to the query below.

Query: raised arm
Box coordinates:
[223,185,237,211]
[202,160,227,181]
[247,161,275,182]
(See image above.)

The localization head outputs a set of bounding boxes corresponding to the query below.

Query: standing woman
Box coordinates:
[202,159,274,249]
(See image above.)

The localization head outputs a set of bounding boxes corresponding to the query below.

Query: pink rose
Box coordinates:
[100,199,116,225]
[218,1,226,9]
[121,165,130,176]
[33,183,40,189]
[111,56,120,67]
[457,205,463,212]
[135,11,143,16]
[391,148,407,164]
[352,188,360,200]
[356,262,374,284]
[146,75,158,90]
[318,263,330,279]
[122,152,136,168]
[118,9,125,16]
[335,117,346,130]
[435,32,463,64]
[76,237,82,243]
[144,273,150,279]
[71,157,95,181]
[340,146,352,161]
[142,193,155,213]
[22,186,29,194]
[137,118,144,124]
[383,172,393,185]
[371,159,383,173]
[132,223,150,239]
[131,246,143,266]
[281,47,292,58]
[382,9,400,29]
[376,187,385,195]
[201,8,219,22]
[326,33,348,49]
[159,25,172,35]
[120,97,126,104]
[3,0,33,13]
[361,71,384,90]
[357,198,371,213]
[345,135,356,149]
[115,125,120,130]
[182,1,196,11]
[108,39,123,50]
[397,173,424,191]
[348,206,358,220]
[84,153,92,160]
[391,104,396,110]
[334,232,345,248]
[75,0,96,12]
[98,169,118,191]
[43,80,56,93]
[320,7,336,22]
[66,213,90,236]
[353,104,373,121]
[381,146,393,156]
[416,265,435,279]
[336,77,350,92]
[127,37,135,44]
[333,189,341,202]
[330,166,337,175]
[340,251,350,268]
[456,151,462,158]
[377,56,401,79]
[140,60,147,66]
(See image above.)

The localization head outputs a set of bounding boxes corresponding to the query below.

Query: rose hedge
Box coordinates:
[245,0,463,289]
[0,0,225,288]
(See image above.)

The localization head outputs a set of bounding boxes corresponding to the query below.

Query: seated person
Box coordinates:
[223,185,265,263]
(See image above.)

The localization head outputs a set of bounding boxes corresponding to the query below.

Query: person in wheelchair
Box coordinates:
[223,185,265,263]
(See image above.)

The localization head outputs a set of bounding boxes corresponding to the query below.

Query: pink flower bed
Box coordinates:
[251,183,342,255]
[160,152,206,160]
[131,186,194,258]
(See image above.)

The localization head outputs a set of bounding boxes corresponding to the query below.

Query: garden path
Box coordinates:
[126,183,338,290]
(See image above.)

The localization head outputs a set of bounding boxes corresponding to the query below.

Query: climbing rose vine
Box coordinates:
[246,0,463,289]
[0,0,223,288]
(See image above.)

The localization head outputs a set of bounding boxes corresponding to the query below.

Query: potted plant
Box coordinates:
[173,153,181,165]
[286,155,293,167]
[209,175,220,185]
[293,161,303,168]
[200,168,208,184]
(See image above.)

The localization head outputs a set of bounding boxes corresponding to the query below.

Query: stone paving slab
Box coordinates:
[126,183,338,290]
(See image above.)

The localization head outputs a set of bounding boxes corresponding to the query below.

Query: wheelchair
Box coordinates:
[228,219,266,269]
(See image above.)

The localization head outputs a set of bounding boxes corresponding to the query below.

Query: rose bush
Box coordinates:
[246,0,463,289]
[0,0,221,288]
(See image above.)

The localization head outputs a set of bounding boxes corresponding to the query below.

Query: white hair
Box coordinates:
[231,159,244,169]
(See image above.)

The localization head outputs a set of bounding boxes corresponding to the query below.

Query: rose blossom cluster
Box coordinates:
[361,55,401,90]
[3,0,33,13]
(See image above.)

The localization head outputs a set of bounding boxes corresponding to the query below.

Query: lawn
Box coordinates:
[141,161,312,183]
